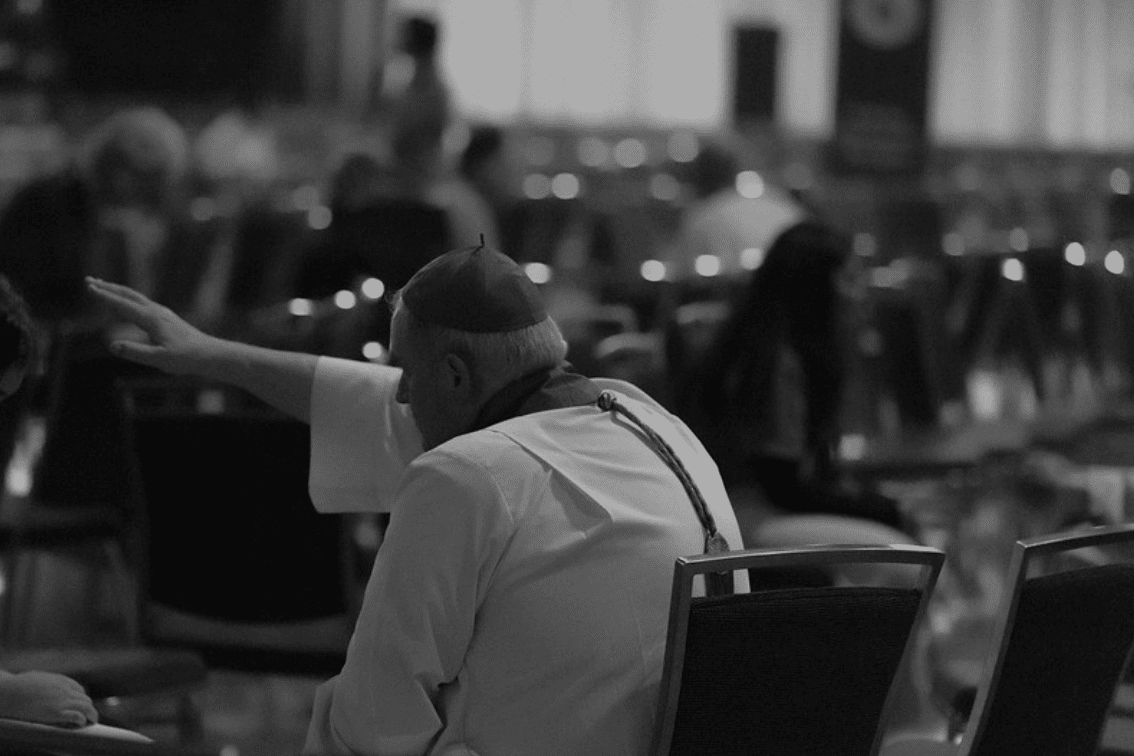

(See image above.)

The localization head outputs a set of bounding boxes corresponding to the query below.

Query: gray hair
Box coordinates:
[81,107,189,211]
[392,295,568,391]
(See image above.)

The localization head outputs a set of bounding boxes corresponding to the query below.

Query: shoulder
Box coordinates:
[400,430,541,524]
[424,427,542,486]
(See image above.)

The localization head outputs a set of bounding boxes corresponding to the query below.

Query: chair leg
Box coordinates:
[176,693,204,744]
[100,540,138,643]
[0,549,19,646]
[3,550,35,648]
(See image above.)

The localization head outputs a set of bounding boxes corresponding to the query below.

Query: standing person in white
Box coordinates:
[87,244,745,756]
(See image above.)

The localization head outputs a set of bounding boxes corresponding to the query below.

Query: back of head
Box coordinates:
[740,220,850,357]
[83,107,189,212]
[690,141,739,199]
[755,221,850,298]
[395,244,567,388]
[401,15,439,60]
[459,125,504,181]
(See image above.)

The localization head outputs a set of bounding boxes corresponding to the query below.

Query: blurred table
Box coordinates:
[838,404,1134,732]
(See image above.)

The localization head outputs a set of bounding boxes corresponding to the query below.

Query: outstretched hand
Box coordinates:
[86,277,217,375]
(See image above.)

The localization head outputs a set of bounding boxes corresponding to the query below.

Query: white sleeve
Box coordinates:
[308,357,424,514]
[304,452,513,756]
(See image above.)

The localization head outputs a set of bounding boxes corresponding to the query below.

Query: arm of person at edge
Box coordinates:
[85,277,425,512]
[305,452,509,755]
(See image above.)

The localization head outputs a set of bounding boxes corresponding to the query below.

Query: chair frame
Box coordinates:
[650,543,945,756]
[957,522,1134,756]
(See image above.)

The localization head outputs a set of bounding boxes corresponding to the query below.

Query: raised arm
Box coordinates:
[86,277,318,422]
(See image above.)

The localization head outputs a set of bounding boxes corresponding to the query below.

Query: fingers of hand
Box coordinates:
[85,277,154,306]
[53,692,97,724]
[87,285,155,323]
[74,696,98,724]
[108,341,165,367]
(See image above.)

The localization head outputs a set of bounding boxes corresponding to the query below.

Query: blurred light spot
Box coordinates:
[288,298,313,317]
[1001,258,1025,281]
[576,137,609,168]
[220,746,240,756]
[291,185,319,211]
[943,232,965,256]
[648,173,680,202]
[334,290,357,310]
[17,0,42,14]
[1008,227,1029,252]
[1106,249,1126,274]
[5,467,28,497]
[838,434,867,462]
[1064,242,1086,266]
[739,247,764,270]
[667,131,699,163]
[361,278,385,300]
[307,206,332,230]
[196,390,225,415]
[853,233,877,257]
[551,173,580,200]
[353,516,382,548]
[362,342,386,361]
[189,197,216,223]
[522,173,551,200]
[870,266,906,288]
[525,136,556,166]
[523,262,552,284]
[1111,168,1131,195]
[968,370,1003,421]
[640,260,667,282]
[783,162,813,191]
[735,170,764,199]
[104,697,121,707]
[859,329,884,355]
[614,138,647,169]
[694,255,720,277]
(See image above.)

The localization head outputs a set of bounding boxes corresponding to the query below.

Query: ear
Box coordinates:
[442,352,475,398]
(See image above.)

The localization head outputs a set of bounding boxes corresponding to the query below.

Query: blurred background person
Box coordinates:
[0,107,216,324]
[665,138,805,297]
[379,14,449,167]
[679,220,902,528]
[375,15,495,249]
[187,104,300,337]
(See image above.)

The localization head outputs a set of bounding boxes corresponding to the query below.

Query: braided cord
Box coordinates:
[597,391,733,595]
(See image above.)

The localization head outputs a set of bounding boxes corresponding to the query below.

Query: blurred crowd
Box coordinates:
[0,12,1131,536]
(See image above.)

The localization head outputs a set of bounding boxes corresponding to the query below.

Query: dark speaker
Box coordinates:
[1108,194,1134,241]
[733,25,779,125]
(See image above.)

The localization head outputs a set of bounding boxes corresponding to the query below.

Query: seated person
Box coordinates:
[0,107,214,324]
[0,275,97,729]
[681,221,902,529]
[87,243,746,756]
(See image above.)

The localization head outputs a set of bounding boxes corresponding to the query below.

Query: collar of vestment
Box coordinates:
[469,362,602,434]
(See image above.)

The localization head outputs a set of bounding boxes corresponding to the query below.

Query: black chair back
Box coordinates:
[120,393,353,674]
[652,545,944,756]
[961,524,1134,756]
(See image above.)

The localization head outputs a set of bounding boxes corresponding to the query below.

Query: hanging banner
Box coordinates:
[832,0,934,175]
